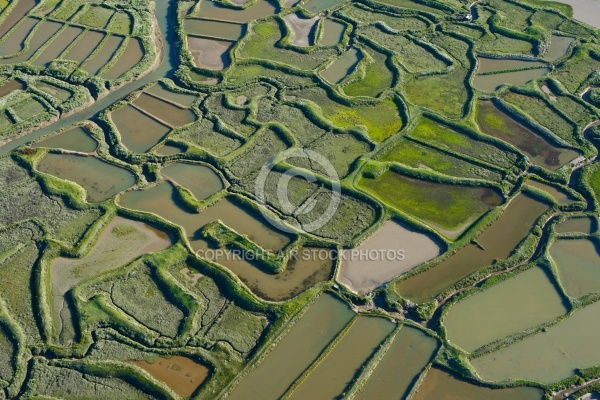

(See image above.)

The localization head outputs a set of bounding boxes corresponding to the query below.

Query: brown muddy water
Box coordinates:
[196,0,278,22]
[355,326,438,400]
[0,17,38,56]
[477,100,580,170]
[161,161,224,200]
[443,266,567,352]
[185,19,244,41]
[83,35,124,75]
[412,368,543,400]
[0,79,24,97]
[155,143,185,155]
[555,216,595,234]
[0,20,62,64]
[63,30,105,63]
[187,36,234,70]
[133,92,197,126]
[549,238,600,298]
[320,18,345,46]
[146,83,198,107]
[110,104,171,153]
[36,153,136,203]
[289,316,395,400]
[101,38,144,80]
[338,220,441,294]
[133,356,209,398]
[227,293,354,400]
[0,0,37,38]
[526,178,577,205]
[33,127,98,153]
[471,300,600,384]
[118,182,330,300]
[32,26,84,67]
[397,193,550,303]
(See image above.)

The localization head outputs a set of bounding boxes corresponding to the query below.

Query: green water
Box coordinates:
[543,35,575,62]
[227,293,355,400]
[33,127,98,153]
[550,238,600,298]
[526,179,577,205]
[304,0,346,12]
[444,266,566,352]
[473,68,550,92]
[355,326,438,400]
[185,19,244,40]
[320,48,361,84]
[36,153,136,203]
[555,217,594,234]
[477,57,546,73]
[197,0,278,22]
[472,301,600,384]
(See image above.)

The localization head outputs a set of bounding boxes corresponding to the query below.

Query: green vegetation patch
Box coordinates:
[108,11,132,35]
[380,138,503,181]
[552,47,600,93]
[228,128,289,177]
[489,0,533,32]
[204,303,267,354]
[359,170,502,231]
[338,4,429,32]
[294,87,403,142]
[405,69,469,119]
[0,325,15,383]
[110,264,185,338]
[343,44,394,98]
[238,19,336,71]
[173,117,243,156]
[408,117,518,169]
[503,91,576,144]
[476,32,533,55]
[77,5,114,29]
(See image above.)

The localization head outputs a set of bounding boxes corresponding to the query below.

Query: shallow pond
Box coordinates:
[51,217,171,343]
[32,26,84,67]
[133,356,208,398]
[355,326,438,400]
[477,100,580,170]
[227,293,354,400]
[444,266,566,352]
[146,83,198,107]
[110,104,171,153]
[33,127,98,153]
[161,162,224,200]
[320,48,361,84]
[102,38,144,80]
[544,35,575,61]
[0,79,24,97]
[412,368,543,400]
[397,193,550,303]
[338,220,441,294]
[37,153,136,203]
[0,17,38,56]
[118,182,328,300]
[476,57,546,73]
[526,179,577,205]
[284,13,319,47]
[0,0,37,38]
[155,143,185,155]
[303,0,346,12]
[187,36,233,70]
[555,216,595,234]
[289,316,395,400]
[197,0,278,22]
[0,20,62,64]
[83,35,124,75]
[320,19,345,46]
[471,300,600,384]
[473,68,550,92]
[550,238,600,298]
[63,30,105,63]
[185,19,244,40]
[133,92,197,126]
